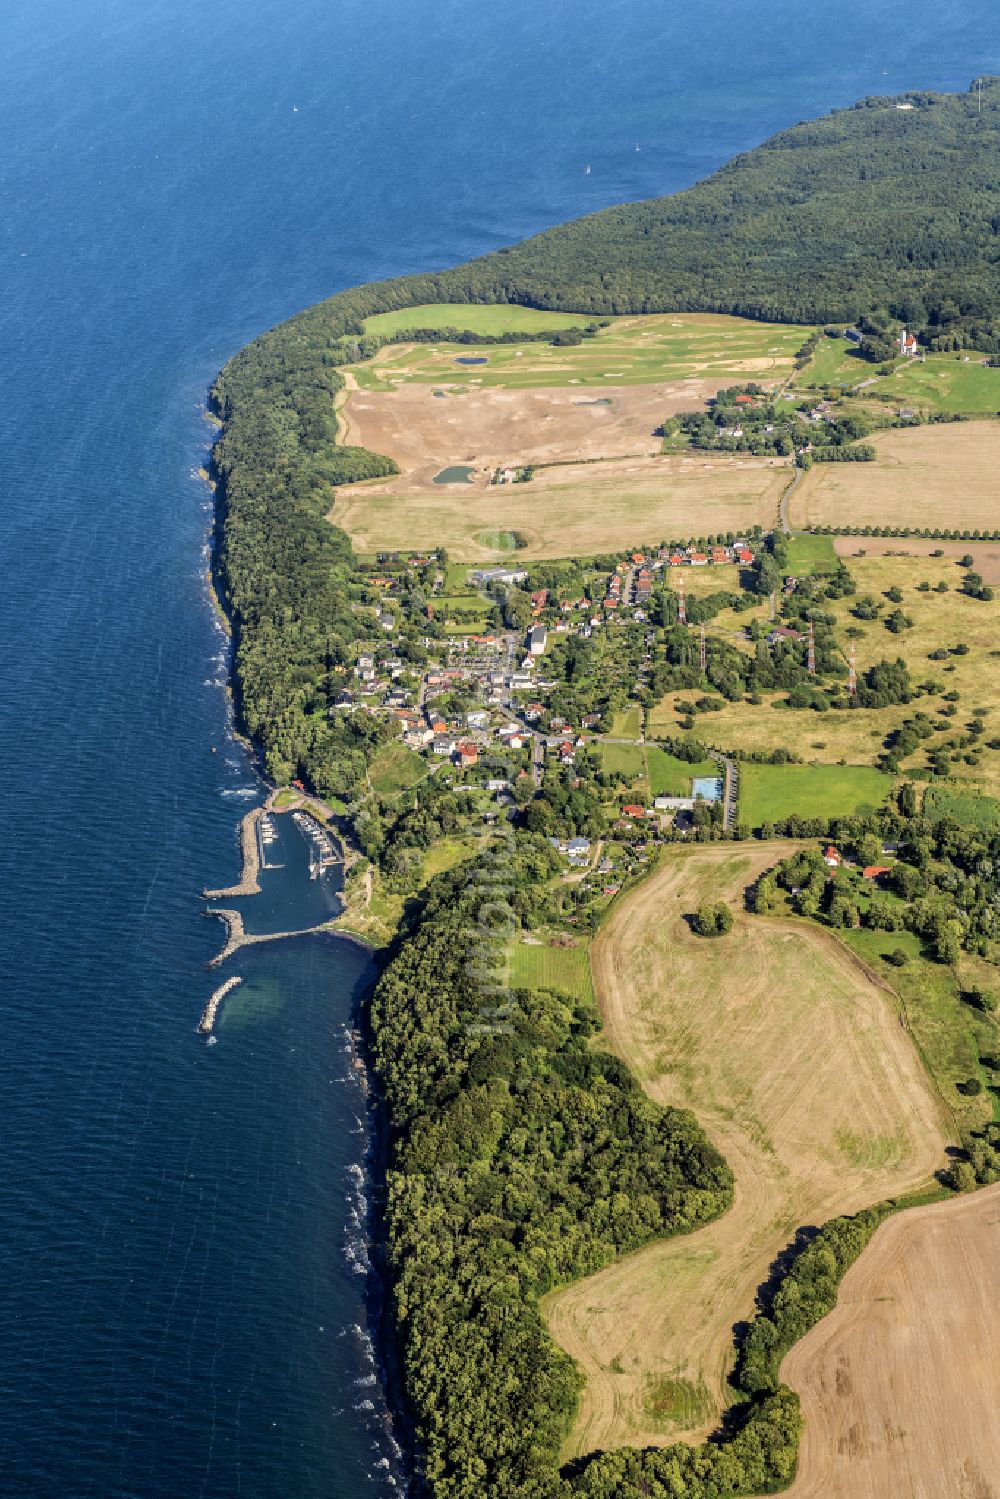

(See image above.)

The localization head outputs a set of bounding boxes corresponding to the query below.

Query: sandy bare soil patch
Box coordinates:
[833,534,1000,584]
[543,845,948,1458]
[793,422,1000,533]
[339,379,721,490]
[331,454,788,560]
[776,1184,1000,1499]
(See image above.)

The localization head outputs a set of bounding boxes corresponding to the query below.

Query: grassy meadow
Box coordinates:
[598,742,718,800]
[653,552,1000,798]
[544,845,946,1456]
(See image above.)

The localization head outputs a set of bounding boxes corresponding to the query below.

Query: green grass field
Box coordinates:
[598,742,717,797]
[800,335,868,388]
[436,593,490,632]
[784,533,838,575]
[367,742,427,797]
[507,936,595,1003]
[362,303,595,338]
[739,763,893,827]
[421,835,476,882]
[800,336,1000,414]
[607,705,644,739]
[349,312,810,393]
[923,784,1000,829]
[884,353,1000,414]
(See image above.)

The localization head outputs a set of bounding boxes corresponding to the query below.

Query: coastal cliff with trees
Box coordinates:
[208,79,1000,1499]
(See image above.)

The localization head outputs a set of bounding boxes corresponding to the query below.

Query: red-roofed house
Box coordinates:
[622,804,646,819]
[824,845,841,868]
[862,865,892,881]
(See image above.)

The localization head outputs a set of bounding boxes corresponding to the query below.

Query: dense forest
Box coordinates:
[206,82,1000,1498]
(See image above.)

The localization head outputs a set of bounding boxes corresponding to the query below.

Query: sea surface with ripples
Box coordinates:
[1,2,996,1494]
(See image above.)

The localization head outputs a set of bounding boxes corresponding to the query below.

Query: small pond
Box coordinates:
[432,465,476,484]
[455,356,488,365]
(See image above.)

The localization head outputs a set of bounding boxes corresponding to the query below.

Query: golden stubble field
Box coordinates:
[792,422,1000,533]
[331,452,788,560]
[776,1184,1000,1499]
[542,844,949,1458]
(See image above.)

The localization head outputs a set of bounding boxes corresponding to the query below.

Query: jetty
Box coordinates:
[203,801,265,899]
[198,974,242,1034]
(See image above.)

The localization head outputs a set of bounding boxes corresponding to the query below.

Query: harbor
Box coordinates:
[205,800,346,963]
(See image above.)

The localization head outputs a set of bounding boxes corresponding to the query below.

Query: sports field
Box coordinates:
[779,1185,1000,1498]
[739,763,892,827]
[349,311,807,392]
[783,532,838,575]
[542,845,947,1456]
[792,423,1000,533]
[332,452,787,560]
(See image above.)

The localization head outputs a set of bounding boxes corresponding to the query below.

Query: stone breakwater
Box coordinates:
[202,795,273,900]
[198,974,243,1034]
[206,907,247,967]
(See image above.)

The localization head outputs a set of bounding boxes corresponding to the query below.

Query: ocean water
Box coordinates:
[1,2,997,1494]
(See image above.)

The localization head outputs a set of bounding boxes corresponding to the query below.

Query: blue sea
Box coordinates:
[1,2,996,1494]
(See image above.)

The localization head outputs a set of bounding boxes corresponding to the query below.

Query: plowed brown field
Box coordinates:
[776,1184,1000,1499]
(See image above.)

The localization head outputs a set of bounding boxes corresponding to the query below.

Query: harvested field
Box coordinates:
[776,1184,1000,1499]
[833,534,1000,584]
[332,453,787,560]
[792,423,1000,533]
[543,845,948,1458]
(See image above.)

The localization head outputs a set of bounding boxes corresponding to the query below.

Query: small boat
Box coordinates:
[584,165,591,175]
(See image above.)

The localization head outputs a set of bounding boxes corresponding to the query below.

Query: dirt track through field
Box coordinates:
[776,1184,1000,1498]
[543,845,949,1458]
